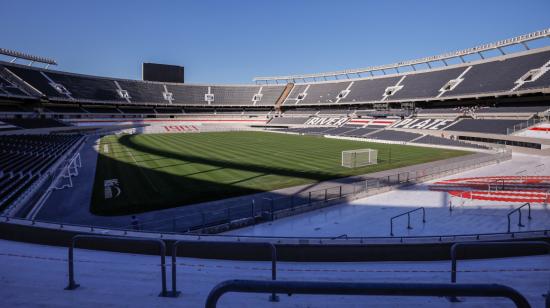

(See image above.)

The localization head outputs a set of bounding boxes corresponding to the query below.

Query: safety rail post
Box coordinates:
[171,241,278,301]
[507,202,532,233]
[390,207,426,236]
[449,241,550,302]
[65,234,171,297]
[262,197,275,221]
[205,280,531,308]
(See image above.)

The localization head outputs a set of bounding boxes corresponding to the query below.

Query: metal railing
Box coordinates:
[450,241,550,283]
[449,241,550,302]
[3,214,547,246]
[170,240,278,301]
[507,202,532,233]
[205,280,531,308]
[65,234,171,297]
[506,117,548,135]
[390,207,426,236]
[488,178,506,192]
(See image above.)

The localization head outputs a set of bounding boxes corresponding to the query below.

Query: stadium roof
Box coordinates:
[253,28,550,84]
[0,47,57,66]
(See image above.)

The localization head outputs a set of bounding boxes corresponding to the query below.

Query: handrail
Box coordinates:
[507,202,532,233]
[450,241,550,283]
[65,234,171,297]
[449,241,550,302]
[205,280,531,308]
[3,215,547,243]
[390,207,426,236]
[171,240,278,301]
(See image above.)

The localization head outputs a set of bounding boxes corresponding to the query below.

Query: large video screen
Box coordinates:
[142,63,184,83]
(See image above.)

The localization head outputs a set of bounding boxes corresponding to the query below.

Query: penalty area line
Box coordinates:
[128,151,161,194]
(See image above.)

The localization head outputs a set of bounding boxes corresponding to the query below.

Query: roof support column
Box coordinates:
[521,42,530,50]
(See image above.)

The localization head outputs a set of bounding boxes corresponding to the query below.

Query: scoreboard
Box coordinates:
[142,63,184,83]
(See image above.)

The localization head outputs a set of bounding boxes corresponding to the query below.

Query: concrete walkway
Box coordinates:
[0,239,548,307]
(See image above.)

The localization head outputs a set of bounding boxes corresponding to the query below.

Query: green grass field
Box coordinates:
[91,131,470,215]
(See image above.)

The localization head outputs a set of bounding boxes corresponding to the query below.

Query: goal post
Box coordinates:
[341,149,378,168]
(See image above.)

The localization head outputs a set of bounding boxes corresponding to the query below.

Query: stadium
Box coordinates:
[0,2,549,307]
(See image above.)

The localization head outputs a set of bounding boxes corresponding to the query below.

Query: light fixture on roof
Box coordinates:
[0,48,57,68]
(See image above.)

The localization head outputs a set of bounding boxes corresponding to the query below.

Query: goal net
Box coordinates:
[341,149,378,168]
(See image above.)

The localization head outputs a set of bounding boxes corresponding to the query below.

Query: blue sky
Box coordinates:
[1,0,549,84]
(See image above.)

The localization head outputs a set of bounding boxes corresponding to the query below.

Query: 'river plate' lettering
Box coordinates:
[391,118,456,130]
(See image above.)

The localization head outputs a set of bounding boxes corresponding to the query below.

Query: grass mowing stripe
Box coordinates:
[91,131,470,215]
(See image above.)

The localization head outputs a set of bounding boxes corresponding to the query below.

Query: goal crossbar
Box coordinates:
[342,149,378,168]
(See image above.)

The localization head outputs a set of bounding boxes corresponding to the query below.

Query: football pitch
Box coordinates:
[91,131,470,215]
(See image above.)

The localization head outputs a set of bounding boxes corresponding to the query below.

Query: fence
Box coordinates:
[205,280,531,308]
[390,207,426,236]
[506,117,548,135]
[125,149,511,233]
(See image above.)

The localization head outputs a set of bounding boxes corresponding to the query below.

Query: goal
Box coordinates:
[341,149,378,168]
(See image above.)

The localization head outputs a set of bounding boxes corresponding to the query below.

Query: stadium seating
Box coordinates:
[116,80,166,103]
[0,120,20,132]
[283,84,309,105]
[210,86,258,105]
[165,84,208,105]
[340,127,381,137]
[356,109,409,117]
[340,77,401,103]
[0,104,28,113]
[46,71,125,102]
[390,67,465,100]
[1,118,69,129]
[268,117,310,125]
[444,50,550,96]
[0,75,30,97]
[367,130,423,142]
[282,109,318,115]
[416,108,465,115]
[43,104,86,113]
[0,134,81,211]
[443,119,525,134]
[287,127,333,135]
[300,82,351,105]
[82,106,121,114]
[412,134,489,149]
[255,85,286,106]
[118,107,156,114]
[317,109,353,115]
[519,69,550,91]
[155,107,184,114]
[3,65,62,97]
[2,47,549,110]
[320,126,358,135]
[474,105,549,114]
